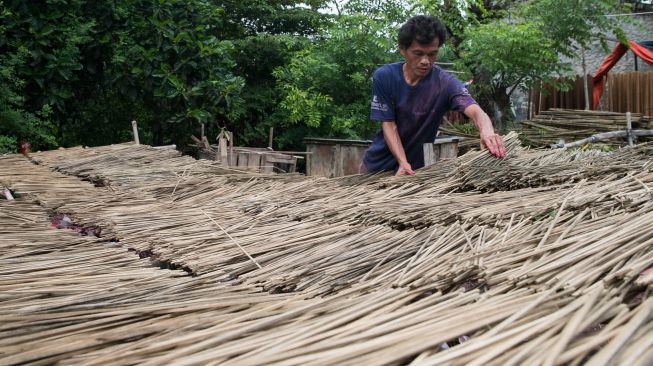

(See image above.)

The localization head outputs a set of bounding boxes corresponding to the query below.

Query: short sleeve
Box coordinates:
[370,67,395,121]
[446,75,477,113]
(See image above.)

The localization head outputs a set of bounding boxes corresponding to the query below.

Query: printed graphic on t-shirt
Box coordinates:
[371,95,389,112]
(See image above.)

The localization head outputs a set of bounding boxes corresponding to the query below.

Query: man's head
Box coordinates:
[398,15,447,50]
[398,15,447,80]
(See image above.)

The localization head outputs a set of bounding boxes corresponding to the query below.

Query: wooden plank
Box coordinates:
[327,145,337,178]
[218,135,227,164]
[264,156,295,164]
[247,153,261,171]
[306,146,312,176]
[423,143,436,167]
[331,145,341,178]
[237,152,249,167]
[201,136,211,150]
[262,155,274,173]
[340,145,368,176]
[439,142,459,160]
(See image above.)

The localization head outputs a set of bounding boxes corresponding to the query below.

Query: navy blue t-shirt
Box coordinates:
[363,62,477,172]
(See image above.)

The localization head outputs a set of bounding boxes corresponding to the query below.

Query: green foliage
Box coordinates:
[0,0,252,148]
[106,0,246,145]
[412,0,486,46]
[461,21,564,94]
[0,135,17,154]
[228,34,307,148]
[1,0,94,113]
[0,15,57,152]
[518,0,628,57]
[272,4,406,143]
[444,122,478,137]
[0,0,637,156]
[423,0,628,130]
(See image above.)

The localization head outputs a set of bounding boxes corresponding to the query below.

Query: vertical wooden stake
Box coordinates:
[268,127,274,149]
[201,123,205,139]
[306,145,312,176]
[538,82,543,114]
[229,131,234,166]
[423,143,436,167]
[582,48,590,110]
[219,134,227,165]
[626,112,633,146]
[131,120,140,145]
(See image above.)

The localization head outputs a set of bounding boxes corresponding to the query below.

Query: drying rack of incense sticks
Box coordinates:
[1,134,652,365]
[520,109,652,147]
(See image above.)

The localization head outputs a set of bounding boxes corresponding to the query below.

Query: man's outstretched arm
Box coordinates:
[463,104,506,158]
[381,121,415,176]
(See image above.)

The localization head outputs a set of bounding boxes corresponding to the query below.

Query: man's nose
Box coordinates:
[419,57,430,64]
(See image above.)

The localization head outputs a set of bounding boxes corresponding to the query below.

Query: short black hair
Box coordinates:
[398,15,447,49]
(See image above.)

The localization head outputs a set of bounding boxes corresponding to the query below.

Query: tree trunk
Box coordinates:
[471,72,512,133]
[490,88,512,132]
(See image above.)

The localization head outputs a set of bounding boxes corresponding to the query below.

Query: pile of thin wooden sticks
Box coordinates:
[1,135,652,365]
[521,108,652,147]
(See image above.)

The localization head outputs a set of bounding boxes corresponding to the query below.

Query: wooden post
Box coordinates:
[268,127,274,149]
[602,75,608,111]
[582,48,590,110]
[423,137,460,167]
[228,131,234,166]
[626,112,633,146]
[306,145,312,176]
[527,88,532,120]
[131,120,140,145]
[262,155,274,173]
[423,143,436,167]
[218,131,227,164]
[247,153,261,171]
[237,151,248,167]
[201,123,205,139]
[538,82,543,114]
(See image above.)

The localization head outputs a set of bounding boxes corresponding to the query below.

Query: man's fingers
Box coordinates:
[395,168,416,176]
[497,136,506,156]
[493,135,506,157]
[481,134,506,157]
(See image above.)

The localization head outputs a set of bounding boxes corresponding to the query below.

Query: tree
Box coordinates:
[105,0,246,146]
[272,1,408,144]
[217,0,332,149]
[414,0,628,130]
[0,1,59,153]
[1,0,249,148]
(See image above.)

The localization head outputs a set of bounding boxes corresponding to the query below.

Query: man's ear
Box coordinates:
[399,46,407,58]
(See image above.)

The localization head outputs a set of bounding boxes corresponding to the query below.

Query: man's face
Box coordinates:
[399,38,439,78]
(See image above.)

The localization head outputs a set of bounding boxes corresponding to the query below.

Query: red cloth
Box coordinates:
[591,40,653,110]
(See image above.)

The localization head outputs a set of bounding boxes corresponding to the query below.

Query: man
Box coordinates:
[362,15,506,176]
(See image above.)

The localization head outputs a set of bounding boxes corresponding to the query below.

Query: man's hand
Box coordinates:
[480,132,506,158]
[381,121,416,176]
[463,104,506,158]
[395,163,415,176]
